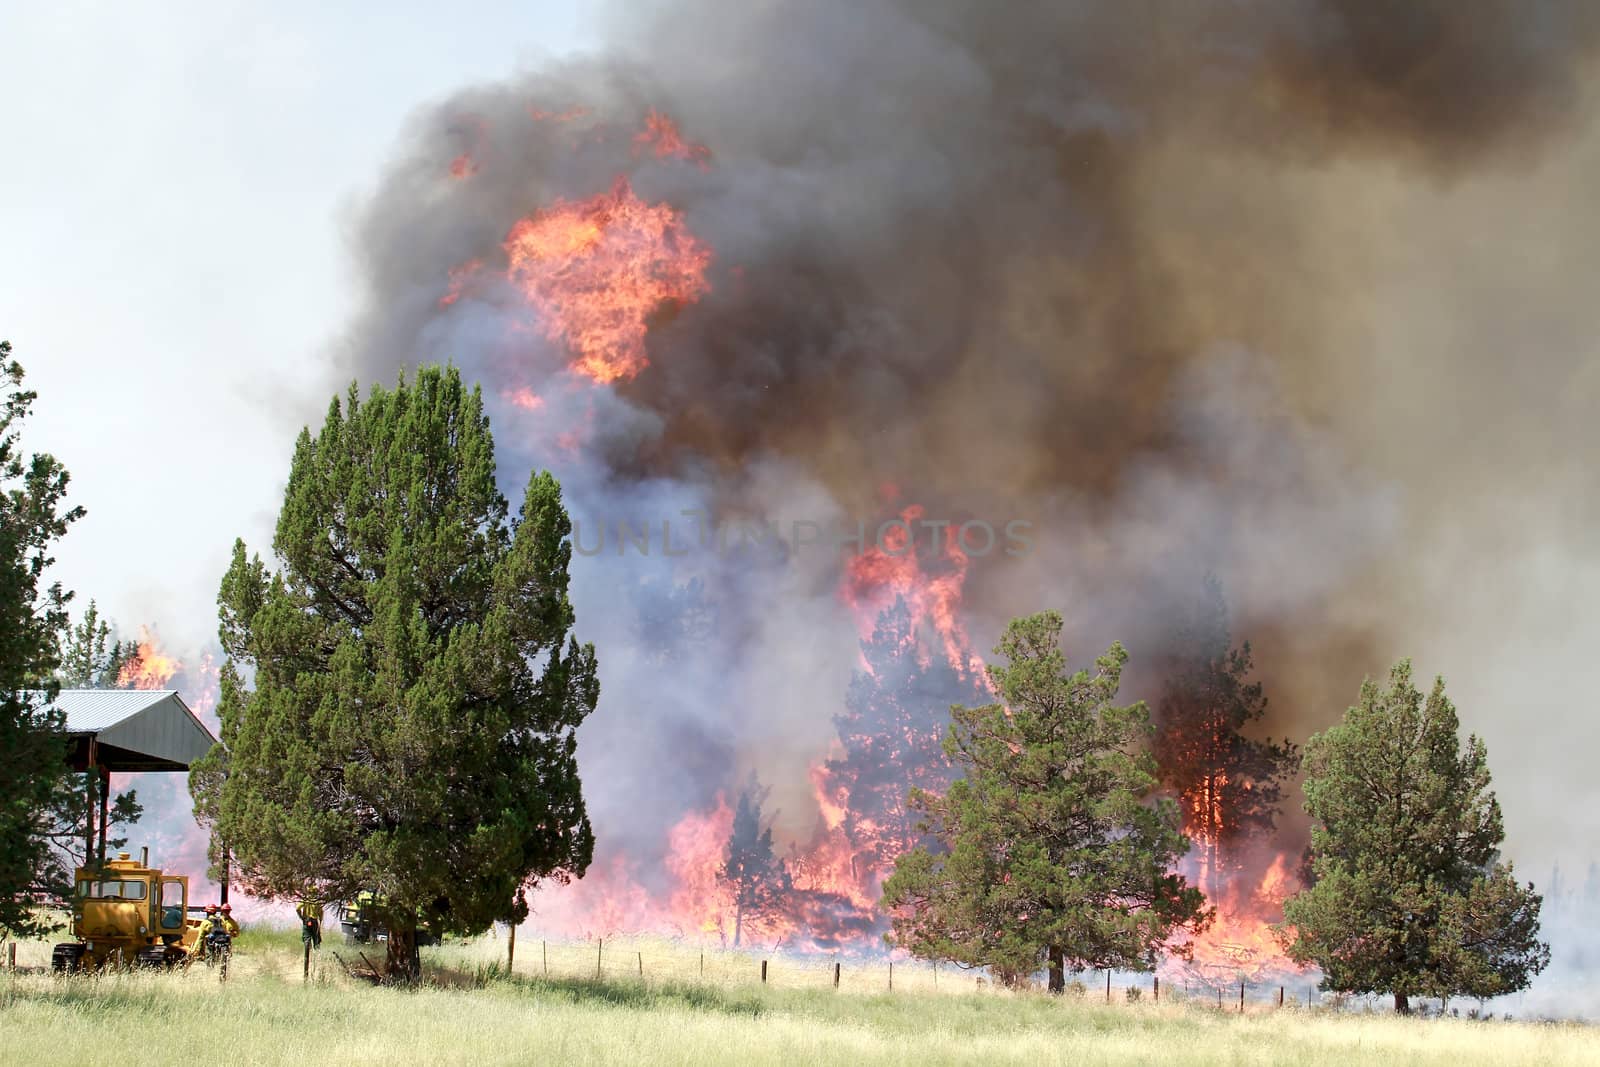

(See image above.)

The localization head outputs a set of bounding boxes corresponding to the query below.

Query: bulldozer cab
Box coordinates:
[75,860,189,937]
[59,853,195,970]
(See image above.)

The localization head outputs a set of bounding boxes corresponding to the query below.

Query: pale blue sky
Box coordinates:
[2,2,601,647]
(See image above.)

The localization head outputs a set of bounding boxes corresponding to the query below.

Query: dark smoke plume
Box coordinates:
[330,1,1600,885]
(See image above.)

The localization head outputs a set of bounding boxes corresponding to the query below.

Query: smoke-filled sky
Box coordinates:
[6,0,1600,886]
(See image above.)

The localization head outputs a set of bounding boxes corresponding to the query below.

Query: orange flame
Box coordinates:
[116,628,180,690]
[842,504,983,676]
[502,176,712,384]
[504,386,545,410]
[439,258,483,308]
[1171,851,1304,985]
[634,109,712,169]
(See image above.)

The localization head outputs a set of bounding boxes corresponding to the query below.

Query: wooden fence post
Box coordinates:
[761,960,768,984]
[542,940,548,977]
[1105,970,1111,1002]
[1239,980,1245,1013]
[596,938,602,979]
[637,951,643,977]
[1218,987,1223,1010]
[303,938,311,981]
[1153,975,1159,1002]
[888,960,893,992]
[8,942,16,972]
[507,923,515,973]
[699,951,704,977]
[1278,986,1284,1007]
[833,962,841,989]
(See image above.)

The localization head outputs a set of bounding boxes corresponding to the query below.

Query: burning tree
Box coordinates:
[882,611,1208,992]
[720,776,791,947]
[190,366,599,981]
[1152,576,1296,898]
[823,596,984,869]
[1283,660,1549,1014]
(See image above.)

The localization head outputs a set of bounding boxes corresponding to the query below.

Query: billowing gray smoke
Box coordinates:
[331,0,1600,923]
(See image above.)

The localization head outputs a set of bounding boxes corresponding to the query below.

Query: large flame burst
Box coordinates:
[116,627,181,690]
[441,110,713,387]
[503,177,712,384]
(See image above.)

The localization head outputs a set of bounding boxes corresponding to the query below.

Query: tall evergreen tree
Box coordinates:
[55,600,133,688]
[824,596,985,871]
[1151,576,1296,898]
[49,601,143,871]
[882,612,1208,991]
[720,775,792,947]
[0,346,84,940]
[190,366,599,980]
[1282,660,1548,1013]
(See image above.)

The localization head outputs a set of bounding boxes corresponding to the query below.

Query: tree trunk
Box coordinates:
[385,926,421,984]
[1393,992,1410,1015]
[1047,946,1065,994]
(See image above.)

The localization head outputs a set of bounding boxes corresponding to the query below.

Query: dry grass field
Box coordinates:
[1,928,1594,1066]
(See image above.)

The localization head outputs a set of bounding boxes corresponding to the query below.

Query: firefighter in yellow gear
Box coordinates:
[192,904,220,959]
[193,903,238,956]
[297,894,323,949]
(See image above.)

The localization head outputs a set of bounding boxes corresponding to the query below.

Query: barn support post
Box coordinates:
[83,740,98,870]
[97,767,110,865]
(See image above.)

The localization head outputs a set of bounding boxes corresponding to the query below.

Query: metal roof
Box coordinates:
[43,689,218,771]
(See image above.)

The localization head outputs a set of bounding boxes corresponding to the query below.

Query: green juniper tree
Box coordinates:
[0,344,84,940]
[720,775,792,947]
[882,611,1208,992]
[190,366,599,980]
[1282,660,1548,1013]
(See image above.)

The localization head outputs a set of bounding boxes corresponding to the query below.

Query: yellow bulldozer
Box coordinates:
[50,851,213,972]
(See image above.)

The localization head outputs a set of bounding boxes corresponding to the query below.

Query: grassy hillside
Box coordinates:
[1,931,1592,1066]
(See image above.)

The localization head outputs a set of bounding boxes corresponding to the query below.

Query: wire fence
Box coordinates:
[435,930,1322,1010]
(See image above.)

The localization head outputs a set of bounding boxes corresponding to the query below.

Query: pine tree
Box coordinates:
[720,776,792,947]
[189,366,599,980]
[0,346,84,940]
[1282,660,1548,1013]
[55,600,133,688]
[882,611,1208,991]
[824,596,985,871]
[1151,576,1297,898]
